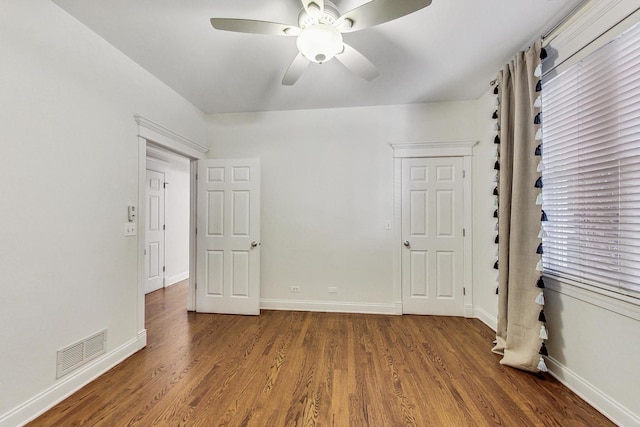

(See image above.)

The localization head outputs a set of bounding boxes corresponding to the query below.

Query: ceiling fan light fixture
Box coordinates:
[296,23,343,63]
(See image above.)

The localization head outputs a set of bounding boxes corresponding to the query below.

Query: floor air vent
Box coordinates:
[56,330,107,379]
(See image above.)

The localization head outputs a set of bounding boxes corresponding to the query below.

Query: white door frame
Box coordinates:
[135,116,208,349]
[392,141,477,318]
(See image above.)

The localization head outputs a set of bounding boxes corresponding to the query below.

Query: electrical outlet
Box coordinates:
[328,287,337,293]
[290,286,300,293]
[124,223,136,236]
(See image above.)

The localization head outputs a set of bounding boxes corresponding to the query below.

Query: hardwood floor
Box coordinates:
[29,281,614,426]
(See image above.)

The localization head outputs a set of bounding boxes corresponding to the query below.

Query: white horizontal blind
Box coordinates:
[542,20,640,298]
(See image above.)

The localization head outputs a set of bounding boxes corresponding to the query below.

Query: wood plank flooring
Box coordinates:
[29,281,614,426]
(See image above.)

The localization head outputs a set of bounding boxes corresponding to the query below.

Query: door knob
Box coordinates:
[403,241,410,247]
[251,241,260,248]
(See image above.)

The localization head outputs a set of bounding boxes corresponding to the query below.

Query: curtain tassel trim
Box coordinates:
[538,309,546,322]
[535,128,543,140]
[538,357,549,372]
[534,177,543,188]
[539,343,549,356]
[540,47,548,59]
[536,40,549,373]
[539,324,549,340]
[534,63,543,77]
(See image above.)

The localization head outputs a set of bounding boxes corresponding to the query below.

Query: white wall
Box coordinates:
[472,89,501,329]
[164,156,190,286]
[544,280,640,426]
[207,102,478,311]
[147,152,191,287]
[0,1,206,425]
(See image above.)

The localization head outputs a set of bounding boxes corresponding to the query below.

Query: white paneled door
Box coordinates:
[145,169,165,294]
[196,159,261,315]
[401,157,464,315]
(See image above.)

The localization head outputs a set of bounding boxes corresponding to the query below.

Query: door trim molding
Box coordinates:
[391,140,477,158]
[391,140,478,317]
[135,115,208,158]
[135,116,208,340]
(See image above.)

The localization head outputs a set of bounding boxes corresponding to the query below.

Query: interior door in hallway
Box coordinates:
[145,169,165,294]
[401,157,465,315]
[196,159,260,315]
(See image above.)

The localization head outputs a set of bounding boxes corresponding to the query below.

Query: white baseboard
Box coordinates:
[137,328,147,350]
[474,308,497,331]
[1,334,145,427]
[165,272,189,287]
[464,304,474,318]
[546,357,640,427]
[260,299,402,315]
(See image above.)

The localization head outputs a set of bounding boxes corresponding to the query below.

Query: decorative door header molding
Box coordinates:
[391,140,478,158]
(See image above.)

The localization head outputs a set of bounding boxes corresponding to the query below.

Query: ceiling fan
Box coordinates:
[210,0,432,85]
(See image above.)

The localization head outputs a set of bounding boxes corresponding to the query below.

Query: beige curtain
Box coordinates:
[492,40,543,372]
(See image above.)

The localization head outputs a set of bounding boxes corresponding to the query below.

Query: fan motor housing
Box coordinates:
[298,1,340,28]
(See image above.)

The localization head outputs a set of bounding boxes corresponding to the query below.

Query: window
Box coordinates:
[541,21,640,299]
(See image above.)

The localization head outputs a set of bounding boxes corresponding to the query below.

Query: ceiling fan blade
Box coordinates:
[210,18,300,36]
[282,53,310,85]
[336,0,432,33]
[301,0,324,17]
[335,43,380,81]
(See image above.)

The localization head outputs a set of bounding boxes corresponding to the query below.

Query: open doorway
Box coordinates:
[135,116,209,347]
[145,145,191,294]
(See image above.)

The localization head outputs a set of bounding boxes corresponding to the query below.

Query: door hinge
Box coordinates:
[463,228,466,237]
[144,249,146,255]
[463,287,466,296]
[463,170,466,179]
[195,282,197,290]
[163,224,166,231]
[162,266,166,272]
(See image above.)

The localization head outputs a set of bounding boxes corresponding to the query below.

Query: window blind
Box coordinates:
[542,20,640,298]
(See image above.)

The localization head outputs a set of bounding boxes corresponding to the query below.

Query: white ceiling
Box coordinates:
[52,0,584,114]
